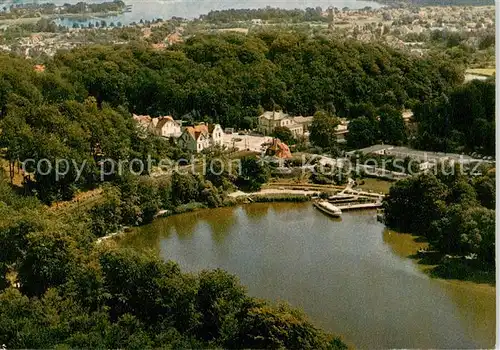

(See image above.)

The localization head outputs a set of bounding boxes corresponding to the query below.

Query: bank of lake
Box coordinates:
[112,202,495,349]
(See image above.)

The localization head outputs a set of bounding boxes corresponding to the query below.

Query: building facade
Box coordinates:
[257,111,311,137]
[177,123,224,152]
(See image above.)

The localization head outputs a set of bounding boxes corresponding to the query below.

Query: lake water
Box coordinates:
[116,202,495,349]
[4,0,383,26]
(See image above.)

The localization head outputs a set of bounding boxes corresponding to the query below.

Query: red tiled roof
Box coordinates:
[33,64,45,72]
[266,138,292,158]
[133,114,152,123]
[185,126,208,141]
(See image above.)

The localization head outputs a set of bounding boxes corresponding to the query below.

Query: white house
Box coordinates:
[154,116,182,138]
[208,123,224,146]
[133,114,182,138]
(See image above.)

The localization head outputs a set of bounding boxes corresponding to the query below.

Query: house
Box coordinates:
[133,114,156,135]
[154,116,182,138]
[178,126,210,153]
[257,110,304,137]
[335,118,350,143]
[292,116,314,132]
[33,64,45,72]
[177,123,223,152]
[264,138,292,159]
[208,123,224,146]
[132,114,182,138]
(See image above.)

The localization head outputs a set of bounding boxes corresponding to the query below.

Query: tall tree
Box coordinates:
[346,116,378,149]
[309,111,340,154]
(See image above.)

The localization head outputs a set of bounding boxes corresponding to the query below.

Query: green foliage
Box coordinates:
[170,172,224,208]
[272,126,295,144]
[413,80,495,155]
[89,186,123,237]
[310,164,350,186]
[0,243,345,349]
[227,302,346,349]
[309,111,340,154]
[201,7,328,24]
[237,156,270,191]
[378,105,407,145]
[48,34,461,124]
[346,116,379,149]
[383,167,495,269]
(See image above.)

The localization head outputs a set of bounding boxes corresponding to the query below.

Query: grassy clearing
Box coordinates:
[466,68,496,76]
[356,178,393,194]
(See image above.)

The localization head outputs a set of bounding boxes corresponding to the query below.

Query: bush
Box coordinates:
[173,202,207,214]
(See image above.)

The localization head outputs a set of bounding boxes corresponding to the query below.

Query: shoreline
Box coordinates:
[103,198,496,294]
[0,10,126,26]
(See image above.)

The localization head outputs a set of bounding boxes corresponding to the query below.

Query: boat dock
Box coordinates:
[336,202,383,211]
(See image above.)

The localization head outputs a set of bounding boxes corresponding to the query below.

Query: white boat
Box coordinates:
[313,200,342,218]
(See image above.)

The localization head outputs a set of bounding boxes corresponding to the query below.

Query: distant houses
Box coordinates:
[178,125,210,153]
[257,110,350,142]
[133,114,223,152]
[133,114,182,138]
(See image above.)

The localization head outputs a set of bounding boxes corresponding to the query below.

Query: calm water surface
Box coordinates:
[6,0,383,26]
[116,202,495,349]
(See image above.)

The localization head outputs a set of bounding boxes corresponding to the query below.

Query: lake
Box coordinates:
[4,0,383,26]
[115,202,495,349]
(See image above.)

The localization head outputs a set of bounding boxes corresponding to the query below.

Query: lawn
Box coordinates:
[356,177,394,194]
[465,68,496,76]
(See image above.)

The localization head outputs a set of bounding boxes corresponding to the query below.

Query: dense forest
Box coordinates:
[0,24,494,348]
[200,7,329,23]
[48,32,462,123]
[413,79,495,155]
[371,0,494,7]
[383,163,495,278]
[0,32,465,202]
[0,172,345,348]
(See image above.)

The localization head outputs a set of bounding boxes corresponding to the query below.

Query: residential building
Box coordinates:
[257,110,306,137]
[133,114,156,135]
[154,116,182,138]
[132,114,182,138]
[177,123,223,152]
[264,138,292,159]
[178,126,210,153]
[208,123,224,146]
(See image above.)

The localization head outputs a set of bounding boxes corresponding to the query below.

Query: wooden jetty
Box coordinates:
[336,202,383,211]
